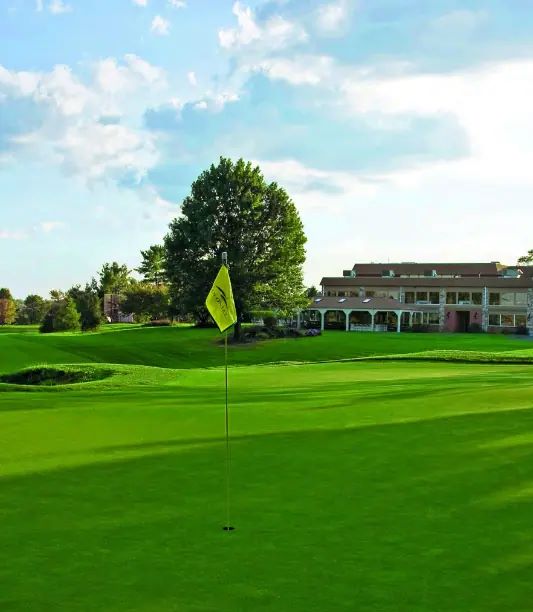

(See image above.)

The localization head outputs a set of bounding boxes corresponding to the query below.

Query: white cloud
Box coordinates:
[0,230,27,240]
[256,55,334,85]
[151,15,170,36]
[315,0,353,35]
[169,0,186,7]
[132,0,148,5]
[187,71,197,86]
[94,54,166,95]
[39,221,65,233]
[429,9,487,33]
[219,2,307,53]
[0,55,166,186]
[48,0,72,14]
[338,60,533,185]
[58,122,158,183]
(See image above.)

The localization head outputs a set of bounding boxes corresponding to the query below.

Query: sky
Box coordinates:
[1,0,533,297]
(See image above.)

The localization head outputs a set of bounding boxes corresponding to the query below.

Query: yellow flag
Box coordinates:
[205,265,238,332]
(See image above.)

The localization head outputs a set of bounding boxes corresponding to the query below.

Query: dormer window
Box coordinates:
[381,269,395,277]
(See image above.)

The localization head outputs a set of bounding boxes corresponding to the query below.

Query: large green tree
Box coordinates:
[40,295,81,334]
[98,262,131,296]
[121,283,170,322]
[0,288,17,325]
[165,157,307,339]
[518,250,533,265]
[17,294,48,324]
[137,245,166,286]
[68,284,103,331]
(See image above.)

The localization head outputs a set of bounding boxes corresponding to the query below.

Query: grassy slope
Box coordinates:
[0,329,533,611]
[0,325,531,373]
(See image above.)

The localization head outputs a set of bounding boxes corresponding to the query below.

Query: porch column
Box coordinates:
[319,309,325,331]
[296,309,301,330]
[396,311,402,333]
[344,309,352,331]
[409,312,413,327]
[370,311,375,331]
[482,287,489,332]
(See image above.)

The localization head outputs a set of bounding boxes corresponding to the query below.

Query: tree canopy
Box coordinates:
[518,249,533,265]
[40,295,81,333]
[165,157,307,338]
[98,262,131,296]
[137,245,166,286]
[0,288,16,325]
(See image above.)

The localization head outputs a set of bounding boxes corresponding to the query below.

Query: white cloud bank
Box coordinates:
[0,55,166,184]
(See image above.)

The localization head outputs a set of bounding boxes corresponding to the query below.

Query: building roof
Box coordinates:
[320,276,533,289]
[348,262,501,277]
[308,296,427,311]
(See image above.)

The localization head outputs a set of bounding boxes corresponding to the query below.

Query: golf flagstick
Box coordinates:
[223,325,234,531]
[204,251,237,532]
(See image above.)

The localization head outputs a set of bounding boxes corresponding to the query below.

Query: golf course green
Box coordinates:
[1,326,532,611]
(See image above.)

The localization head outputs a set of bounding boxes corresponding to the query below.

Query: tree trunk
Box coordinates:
[233,320,242,342]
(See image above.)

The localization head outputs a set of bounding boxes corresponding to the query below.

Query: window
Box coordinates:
[446,292,456,304]
[416,291,428,302]
[472,292,482,305]
[404,292,415,304]
[428,313,440,324]
[501,314,514,327]
[489,293,500,305]
[516,314,527,327]
[457,292,470,303]
[338,291,346,297]
[501,293,514,306]
[366,291,375,298]
[349,291,358,297]
[489,314,500,326]
[515,293,528,305]
[429,292,439,304]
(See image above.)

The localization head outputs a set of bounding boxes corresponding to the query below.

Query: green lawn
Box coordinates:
[0,327,532,611]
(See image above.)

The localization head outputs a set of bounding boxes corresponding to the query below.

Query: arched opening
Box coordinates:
[349,311,372,331]
[324,310,346,330]
[374,311,398,332]
[300,309,321,329]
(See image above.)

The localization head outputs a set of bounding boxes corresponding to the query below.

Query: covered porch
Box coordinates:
[298,296,430,333]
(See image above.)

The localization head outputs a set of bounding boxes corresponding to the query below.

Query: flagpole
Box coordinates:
[222,251,234,532]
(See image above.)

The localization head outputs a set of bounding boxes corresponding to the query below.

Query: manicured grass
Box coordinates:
[0,325,530,373]
[0,328,532,610]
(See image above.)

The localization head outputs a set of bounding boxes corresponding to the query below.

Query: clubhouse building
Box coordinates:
[300,262,533,333]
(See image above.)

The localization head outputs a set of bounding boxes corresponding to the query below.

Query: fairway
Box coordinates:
[1,328,533,611]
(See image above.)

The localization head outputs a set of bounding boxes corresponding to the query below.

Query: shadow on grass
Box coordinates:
[1,409,533,611]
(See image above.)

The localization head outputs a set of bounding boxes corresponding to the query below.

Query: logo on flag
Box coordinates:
[205,265,238,332]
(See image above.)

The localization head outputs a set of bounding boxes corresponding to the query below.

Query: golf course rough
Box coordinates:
[0,326,532,611]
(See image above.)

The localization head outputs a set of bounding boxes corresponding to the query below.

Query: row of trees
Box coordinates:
[0,251,169,331]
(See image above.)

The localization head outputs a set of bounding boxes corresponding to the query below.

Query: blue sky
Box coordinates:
[1,0,533,297]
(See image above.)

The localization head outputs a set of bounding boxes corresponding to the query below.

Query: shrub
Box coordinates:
[410,324,429,333]
[40,297,81,333]
[468,323,483,333]
[516,325,530,336]
[263,315,278,330]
